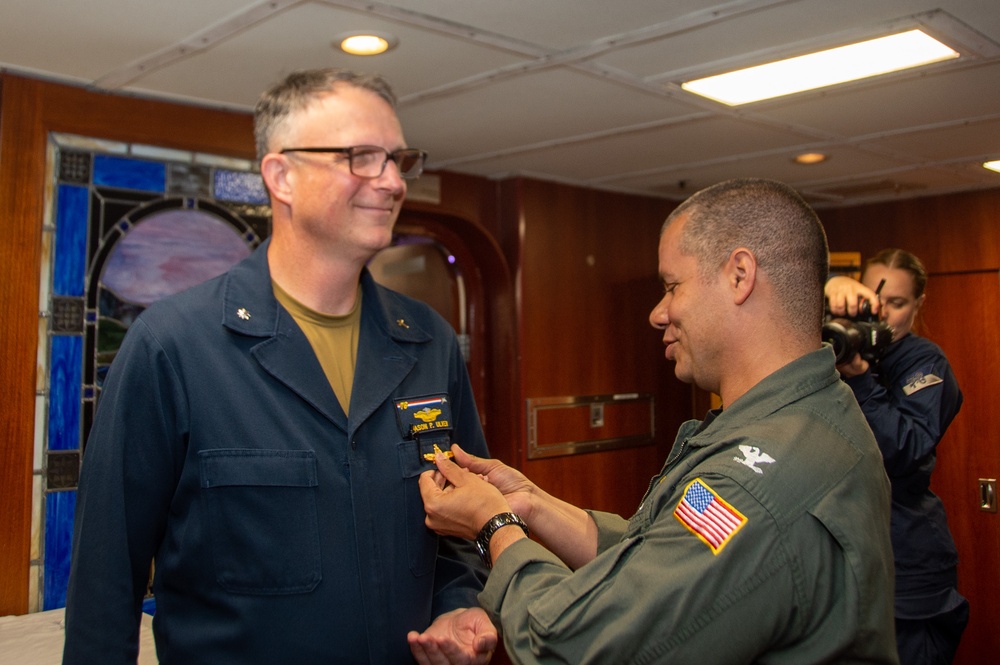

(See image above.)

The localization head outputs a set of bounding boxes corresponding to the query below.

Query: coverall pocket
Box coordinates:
[199,449,322,594]
[398,440,438,577]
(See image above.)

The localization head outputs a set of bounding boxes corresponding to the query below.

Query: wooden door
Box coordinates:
[388,211,518,469]
[921,270,1000,663]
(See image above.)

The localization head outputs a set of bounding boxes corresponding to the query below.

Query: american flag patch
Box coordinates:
[674,478,747,555]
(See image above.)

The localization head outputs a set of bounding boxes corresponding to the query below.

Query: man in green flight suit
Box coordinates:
[412,178,898,664]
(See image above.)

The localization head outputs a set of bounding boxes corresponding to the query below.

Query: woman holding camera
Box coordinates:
[826,248,968,664]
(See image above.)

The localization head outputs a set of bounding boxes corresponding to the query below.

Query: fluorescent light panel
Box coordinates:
[682,29,959,106]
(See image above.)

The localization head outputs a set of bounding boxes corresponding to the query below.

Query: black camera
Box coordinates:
[822,299,894,364]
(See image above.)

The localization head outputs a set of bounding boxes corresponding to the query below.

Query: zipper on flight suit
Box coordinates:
[637,437,689,513]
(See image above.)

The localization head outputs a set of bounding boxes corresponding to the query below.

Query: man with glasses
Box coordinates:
[64,69,496,664]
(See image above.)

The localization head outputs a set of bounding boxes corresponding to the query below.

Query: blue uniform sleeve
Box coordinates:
[63,319,185,664]
[845,337,962,477]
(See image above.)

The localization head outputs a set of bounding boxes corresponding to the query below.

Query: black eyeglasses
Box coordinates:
[279,145,427,180]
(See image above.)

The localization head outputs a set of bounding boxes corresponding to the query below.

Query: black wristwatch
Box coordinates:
[475,512,529,568]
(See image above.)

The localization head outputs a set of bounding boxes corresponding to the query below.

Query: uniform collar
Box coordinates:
[689,346,839,443]
[221,237,433,344]
[221,238,281,337]
[361,268,433,344]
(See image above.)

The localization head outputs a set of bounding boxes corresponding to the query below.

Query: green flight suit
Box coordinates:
[482,347,898,664]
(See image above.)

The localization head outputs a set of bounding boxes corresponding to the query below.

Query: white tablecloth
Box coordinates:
[0,608,156,663]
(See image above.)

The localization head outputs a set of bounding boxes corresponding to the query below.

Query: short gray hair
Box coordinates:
[253,68,397,160]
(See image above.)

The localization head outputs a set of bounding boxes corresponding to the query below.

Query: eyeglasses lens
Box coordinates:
[395,151,424,179]
[349,147,424,179]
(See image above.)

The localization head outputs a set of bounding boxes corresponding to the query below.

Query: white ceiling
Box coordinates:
[2,0,999,207]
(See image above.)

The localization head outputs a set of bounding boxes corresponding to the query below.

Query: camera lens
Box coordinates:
[822,319,862,364]
[822,317,894,364]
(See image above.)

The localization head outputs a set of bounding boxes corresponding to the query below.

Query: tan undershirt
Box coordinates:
[273,281,361,415]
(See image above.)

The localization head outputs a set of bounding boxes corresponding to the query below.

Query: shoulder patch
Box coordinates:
[674,478,747,555]
[901,370,944,396]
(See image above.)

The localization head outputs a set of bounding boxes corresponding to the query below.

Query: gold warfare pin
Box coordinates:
[423,444,454,462]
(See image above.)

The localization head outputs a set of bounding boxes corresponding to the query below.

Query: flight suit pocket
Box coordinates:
[199,449,321,594]
[398,440,438,577]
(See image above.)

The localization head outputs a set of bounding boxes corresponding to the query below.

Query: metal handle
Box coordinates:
[980,478,998,513]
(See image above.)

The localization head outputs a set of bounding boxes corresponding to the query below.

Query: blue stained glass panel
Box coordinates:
[49,335,82,451]
[38,134,270,613]
[94,154,166,192]
[54,185,88,297]
[43,490,77,611]
[214,169,269,204]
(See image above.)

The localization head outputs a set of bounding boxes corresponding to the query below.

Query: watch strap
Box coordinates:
[475,512,529,568]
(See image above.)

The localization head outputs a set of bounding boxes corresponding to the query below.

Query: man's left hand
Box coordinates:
[407,607,497,665]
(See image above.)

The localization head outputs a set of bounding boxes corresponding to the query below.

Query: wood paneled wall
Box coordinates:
[820,190,1000,273]
[501,178,691,517]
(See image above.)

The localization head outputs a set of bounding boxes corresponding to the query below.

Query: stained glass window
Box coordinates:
[34,134,270,612]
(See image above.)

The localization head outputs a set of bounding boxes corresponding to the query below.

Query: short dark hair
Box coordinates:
[664,178,830,333]
[864,248,927,298]
[253,68,397,160]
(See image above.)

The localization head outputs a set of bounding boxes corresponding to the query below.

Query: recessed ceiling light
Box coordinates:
[794,152,829,165]
[682,29,960,106]
[337,32,397,56]
[985,160,1000,174]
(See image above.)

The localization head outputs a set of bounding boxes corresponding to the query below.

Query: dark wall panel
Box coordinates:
[507,177,691,517]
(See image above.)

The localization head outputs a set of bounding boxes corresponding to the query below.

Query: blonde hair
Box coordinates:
[865,248,927,299]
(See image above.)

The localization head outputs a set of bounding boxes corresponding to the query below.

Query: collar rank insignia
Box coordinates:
[733,444,775,475]
[674,478,747,555]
